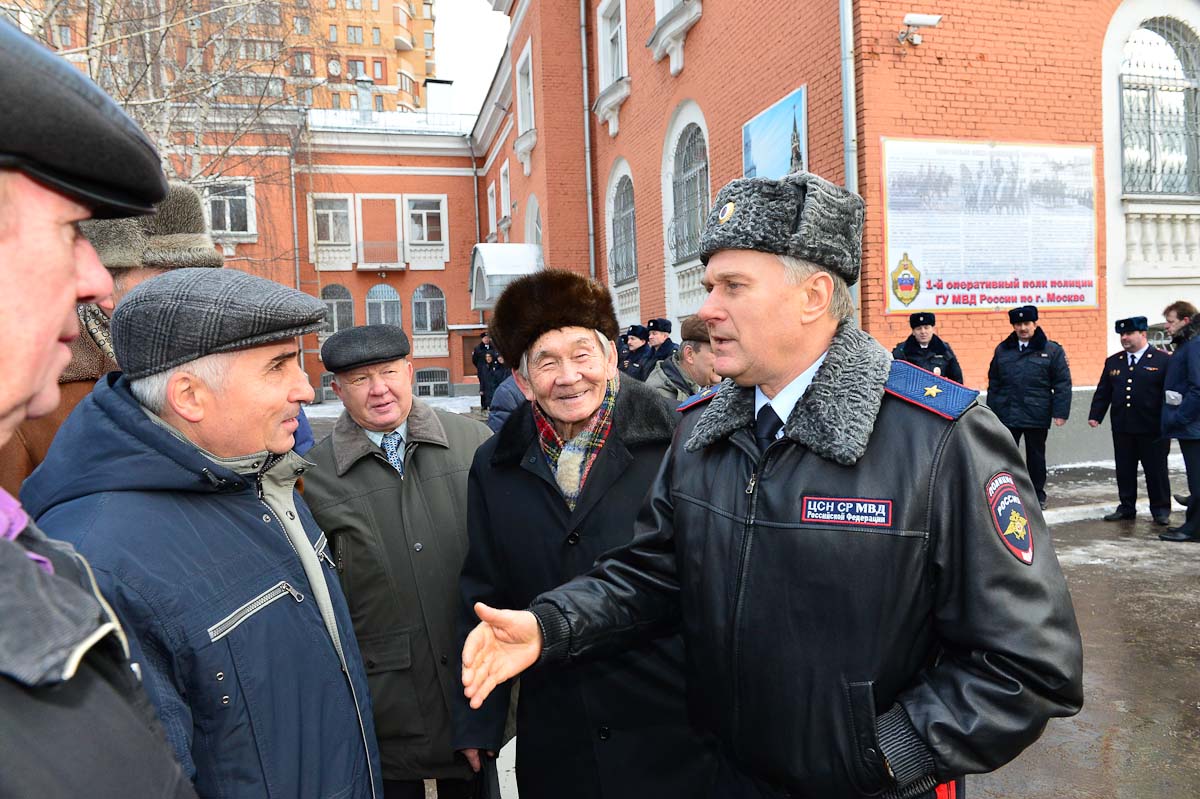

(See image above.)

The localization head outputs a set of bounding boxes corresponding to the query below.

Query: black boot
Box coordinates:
[1103,509,1135,522]
[1159,528,1200,542]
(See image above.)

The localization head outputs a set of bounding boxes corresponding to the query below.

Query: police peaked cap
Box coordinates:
[909,312,935,328]
[1008,305,1039,324]
[1115,316,1148,333]
[0,20,167,217]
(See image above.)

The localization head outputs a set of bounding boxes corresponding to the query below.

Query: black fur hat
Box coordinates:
[489,269,620,366]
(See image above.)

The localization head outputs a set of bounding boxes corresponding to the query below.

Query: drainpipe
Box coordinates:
[839,0,860,314]
[580,0,597,279]
[468,134,484,326]
[289,126,305,373]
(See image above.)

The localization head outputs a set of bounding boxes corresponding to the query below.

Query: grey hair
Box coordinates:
[129,351,236,413]
[777,255,855,321]
[518,329,612,381]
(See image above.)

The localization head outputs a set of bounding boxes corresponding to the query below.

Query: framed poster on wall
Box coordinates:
[742,86,807,180]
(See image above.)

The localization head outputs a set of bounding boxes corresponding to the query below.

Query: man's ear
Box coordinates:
[330,377,345,402]
[165,371,207,423]
[797,270,835,325]
[512,368,537,402]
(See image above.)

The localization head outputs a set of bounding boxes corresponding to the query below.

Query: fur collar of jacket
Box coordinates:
[1000,326,1048,351]
[901,334,950,357]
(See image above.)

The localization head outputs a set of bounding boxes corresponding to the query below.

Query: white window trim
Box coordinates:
[596,0,628,89]
[660,100,710,323]
[605,158,641,328]
[525,193,542,245]
[487,182,498,237]
[515,37,535,135]
[353,193,405,269]
[411,284,448,335]
[201,178,259,245]
[404,193,450,268]
[499,160,512,229]
[648,0,702,76]
[307,192,355,269]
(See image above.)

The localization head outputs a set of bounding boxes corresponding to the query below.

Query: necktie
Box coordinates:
[1020,343,1027,352]
[1129,353,1136,368]
[755,404,784,453]
[381,431,405,477]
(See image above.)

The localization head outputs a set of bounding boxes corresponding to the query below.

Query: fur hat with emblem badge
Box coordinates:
[489,269,620,367]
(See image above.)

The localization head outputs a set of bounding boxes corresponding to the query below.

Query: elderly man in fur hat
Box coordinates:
[460,173,1083,799]
[451,269,715,799]
[0,181,222,493]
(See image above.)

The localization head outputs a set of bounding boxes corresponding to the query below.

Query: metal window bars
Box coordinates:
[670,123,709,264]
[611,176,638,285]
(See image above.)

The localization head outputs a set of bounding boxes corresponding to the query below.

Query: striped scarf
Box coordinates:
[532,376,618,510]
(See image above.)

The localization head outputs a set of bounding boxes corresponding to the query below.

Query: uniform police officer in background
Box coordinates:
[639,317,679,380]
[891,312,964,383]
[0,18,197,798]
[987,305,1073,509]
[459,171,1083,799]
[620,324,651,378]
[1088,317,1172,525]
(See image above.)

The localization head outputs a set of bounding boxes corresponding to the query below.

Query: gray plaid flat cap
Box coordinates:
[321,325,411,373]
[112,268,326,380]
[699,171,865,286]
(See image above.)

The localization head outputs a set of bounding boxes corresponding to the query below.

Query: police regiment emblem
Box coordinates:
[986,472,1034,565]
[890,253,920,307]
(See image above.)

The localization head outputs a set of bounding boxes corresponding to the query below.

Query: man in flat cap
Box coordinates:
[645,315,721,402]
[891,312,964,384]
[987,305,1073,509]
[460,172,1082,799]
[0,181,223,494]
[22,268,383,799]
[1087,317,1171,525]
[637,317,679,380]
[303,325,490,799]
[452,269,715,799]
[0,19,198,798]
[620,323,652,378]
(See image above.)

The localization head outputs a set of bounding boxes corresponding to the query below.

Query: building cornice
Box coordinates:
[647,0,703,76]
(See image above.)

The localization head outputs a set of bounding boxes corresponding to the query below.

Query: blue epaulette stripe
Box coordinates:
[676,387,718,412]
[884,361,977,420]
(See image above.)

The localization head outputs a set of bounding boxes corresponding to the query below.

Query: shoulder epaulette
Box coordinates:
[884,360,978,421]
[676,384,720,413]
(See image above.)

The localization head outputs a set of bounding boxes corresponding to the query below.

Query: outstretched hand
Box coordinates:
[461,602,543,709]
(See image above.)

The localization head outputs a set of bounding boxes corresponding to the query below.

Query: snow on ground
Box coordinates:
[304,395,481,418]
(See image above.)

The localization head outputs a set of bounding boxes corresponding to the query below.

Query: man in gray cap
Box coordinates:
[644,315,721,403]
[303,324,490,799]
[21,268,383,799]
[459,172,1083,799]
[0,180,223,494]
[0,18,196,799]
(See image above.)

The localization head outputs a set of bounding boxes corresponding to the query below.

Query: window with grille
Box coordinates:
[412,284,447,333]
[415,368,450,397]
[366,284,402,326]
[321,372,336,402]
[408,199,444,242]
[611,175,637,285]
[206,184,250,234]
[1121,18,1200,195]
[321,285,354,333]
[670,123,709,264]
[314,198,351,244]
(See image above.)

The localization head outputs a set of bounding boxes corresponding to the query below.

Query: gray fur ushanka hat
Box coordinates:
[699,171,865,286]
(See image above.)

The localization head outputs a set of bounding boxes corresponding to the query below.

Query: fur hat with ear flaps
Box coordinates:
[139,181,223,269]
[489,269,620,366]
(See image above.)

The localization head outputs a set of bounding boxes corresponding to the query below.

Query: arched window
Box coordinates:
[611,175,637,285]
[526,194,543,245]
[412,284,446,333]
[320,284,354,333]
[670,123,709,263]
[366,284,402,326]
[1121,17,1200,194]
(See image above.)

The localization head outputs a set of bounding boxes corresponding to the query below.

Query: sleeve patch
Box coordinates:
[986,471,1034,565]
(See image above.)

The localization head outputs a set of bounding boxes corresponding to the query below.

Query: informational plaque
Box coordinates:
[882,138,1097,314]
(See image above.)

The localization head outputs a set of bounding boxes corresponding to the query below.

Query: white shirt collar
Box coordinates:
[1130,344,1149,361]
[363,420,408,448]
[754,351,828,438]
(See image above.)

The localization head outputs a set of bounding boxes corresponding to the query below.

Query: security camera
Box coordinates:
[898,13,942,45]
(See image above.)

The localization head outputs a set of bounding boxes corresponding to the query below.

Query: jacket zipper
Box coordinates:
[207,581,304,642]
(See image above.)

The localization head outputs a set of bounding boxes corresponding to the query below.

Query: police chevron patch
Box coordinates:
[986,472,1034,565]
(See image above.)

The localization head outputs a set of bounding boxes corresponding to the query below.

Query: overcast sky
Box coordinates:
[434,0,511,116]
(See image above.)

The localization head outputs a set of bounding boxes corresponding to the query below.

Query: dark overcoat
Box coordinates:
[1163,317,1200,440]
[452,377,715,799]
[986,327,1072,428]
[1088,347,1170,435]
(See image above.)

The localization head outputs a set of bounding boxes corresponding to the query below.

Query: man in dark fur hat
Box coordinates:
[891,312,963,384]
[460,173,1082,799]
[451,269,715,799]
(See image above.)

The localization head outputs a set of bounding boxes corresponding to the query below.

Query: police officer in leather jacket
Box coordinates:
[459,172,1084,799]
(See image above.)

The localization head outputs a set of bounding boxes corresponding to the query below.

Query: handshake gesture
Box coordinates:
[460,602,544,708]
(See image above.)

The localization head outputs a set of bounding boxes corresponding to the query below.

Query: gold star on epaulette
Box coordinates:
[923,385,943,398]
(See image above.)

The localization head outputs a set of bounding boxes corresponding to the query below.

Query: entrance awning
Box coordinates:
[469,243,544,311]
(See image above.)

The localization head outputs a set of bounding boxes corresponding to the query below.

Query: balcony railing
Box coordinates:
[307,108,474,135]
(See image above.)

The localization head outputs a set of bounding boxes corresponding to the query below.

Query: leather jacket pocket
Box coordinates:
[843,680,891,796]
[359,631,427,740]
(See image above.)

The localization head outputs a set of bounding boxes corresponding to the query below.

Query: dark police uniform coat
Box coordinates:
[1088,347,1172,517]
[891,334,964,384]
[530,325,1082,799]
[987,327,1072,429]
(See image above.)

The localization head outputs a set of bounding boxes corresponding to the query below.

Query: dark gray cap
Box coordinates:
[699,171,865,286]
[0,20,167,217]
[321,325,411,373]
[112,268,326,380]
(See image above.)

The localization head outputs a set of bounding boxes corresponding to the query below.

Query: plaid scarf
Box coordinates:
[532,376,619,510]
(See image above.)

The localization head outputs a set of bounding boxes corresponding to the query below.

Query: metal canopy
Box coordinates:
[469,243,544,310]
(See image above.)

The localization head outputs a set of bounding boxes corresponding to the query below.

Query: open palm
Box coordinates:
[461,602,543,709]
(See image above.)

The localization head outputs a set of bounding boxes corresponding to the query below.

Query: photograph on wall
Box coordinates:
[742,86,807,179]
[882,138,1097,314]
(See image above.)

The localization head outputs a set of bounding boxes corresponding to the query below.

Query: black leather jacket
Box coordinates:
[530,324,1083,798]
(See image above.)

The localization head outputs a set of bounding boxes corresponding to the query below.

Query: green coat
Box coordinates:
[304,400,491,781]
